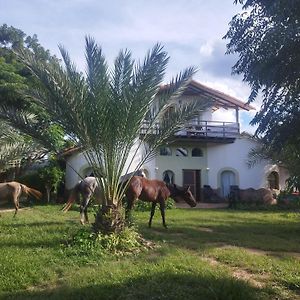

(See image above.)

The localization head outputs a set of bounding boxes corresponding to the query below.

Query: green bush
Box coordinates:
[133,198,176,211]
[64,226,144,256]
[277,191,300,208]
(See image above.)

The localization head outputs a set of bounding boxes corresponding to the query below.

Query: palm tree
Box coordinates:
[8,37,210,233]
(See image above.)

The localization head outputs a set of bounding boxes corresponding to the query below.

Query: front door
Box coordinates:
[221,170,236,197]
[183,169,201,201]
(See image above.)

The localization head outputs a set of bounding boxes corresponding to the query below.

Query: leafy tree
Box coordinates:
[11,37,210,233]
[0,25,67,172]
[225,0,300,188]
[38,159,64,203]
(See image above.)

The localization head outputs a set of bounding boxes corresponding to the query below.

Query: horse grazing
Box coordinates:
[63,170,145,225]
[62,177,103,224]
[0,181,42,216]
[125,176,197,228]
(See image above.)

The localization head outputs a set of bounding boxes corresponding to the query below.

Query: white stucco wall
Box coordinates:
[65,141,145,189]
[206,137,288,190]
[155,143,208,186]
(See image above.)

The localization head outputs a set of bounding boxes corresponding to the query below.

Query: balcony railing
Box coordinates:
[141,120,240,138]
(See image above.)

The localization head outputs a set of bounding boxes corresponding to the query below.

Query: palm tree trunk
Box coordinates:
[93,204,125,234]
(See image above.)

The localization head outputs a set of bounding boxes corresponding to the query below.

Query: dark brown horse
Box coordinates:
[125,176,197,228]
[0,181,42,216]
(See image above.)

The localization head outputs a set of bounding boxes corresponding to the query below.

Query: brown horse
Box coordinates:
[0,181,42,216]
[125,176,197,228]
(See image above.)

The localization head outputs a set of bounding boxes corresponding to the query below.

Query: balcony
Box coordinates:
[141,120,240,143]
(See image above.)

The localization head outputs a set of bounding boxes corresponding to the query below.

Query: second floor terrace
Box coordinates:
[140,80,255,143]
[141,120,240,143]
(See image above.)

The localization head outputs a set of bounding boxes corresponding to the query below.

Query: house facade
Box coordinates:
[63,80,289,201]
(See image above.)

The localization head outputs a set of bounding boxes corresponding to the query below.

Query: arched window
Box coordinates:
[221,170,237,197]
[141,169,149,178]
[163,170,175,184]
[268,171,279,189]
[176,147,188,157]
[160,147,172,156]
[192,148,203,157]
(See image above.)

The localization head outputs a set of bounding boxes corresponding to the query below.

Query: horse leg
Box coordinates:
[80,197,88,225]
[13,194,19,218]
[125,197,135,225]
[159,200,167,228]
[148,202,157,228]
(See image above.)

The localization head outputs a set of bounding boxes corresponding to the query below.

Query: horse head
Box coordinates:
[168,184,197,207]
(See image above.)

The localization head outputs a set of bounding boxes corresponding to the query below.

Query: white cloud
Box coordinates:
[199,42,214,57]
[1,0,258,131]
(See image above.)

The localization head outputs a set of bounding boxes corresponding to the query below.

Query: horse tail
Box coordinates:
[62,183,79,212]
[20,184,43,200]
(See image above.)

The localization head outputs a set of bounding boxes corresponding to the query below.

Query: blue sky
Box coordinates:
[0,0,259,132]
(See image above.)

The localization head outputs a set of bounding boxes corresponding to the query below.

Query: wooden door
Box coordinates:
[183,169,201,202]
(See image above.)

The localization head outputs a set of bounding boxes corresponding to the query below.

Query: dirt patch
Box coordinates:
[232,268,266,288]
[0,207,32,213]
[245,247,300,260]
[175,202,228,209]
[198,227,213,233]
[220,245,300,260]
[202,256,219,266]
[202,255,267,289]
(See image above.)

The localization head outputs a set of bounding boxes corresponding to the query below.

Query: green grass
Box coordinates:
[0,205,300,299]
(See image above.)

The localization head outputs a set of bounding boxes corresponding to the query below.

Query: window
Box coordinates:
[192,148,203,157]
[163,170,175,184]
[176,147,188,157]
[160,147,172,156]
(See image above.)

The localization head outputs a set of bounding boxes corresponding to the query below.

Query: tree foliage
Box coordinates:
[38,158,64,203]
[12,37,210,232]
[0,24,67,171]
[225,0,300,188]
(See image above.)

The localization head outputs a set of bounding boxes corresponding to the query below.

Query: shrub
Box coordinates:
[64,226,148,256]
[133,198,176,211]
[277,191,300,208]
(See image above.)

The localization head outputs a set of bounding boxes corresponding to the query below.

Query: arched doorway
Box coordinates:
[221,170,236,197]
[163,170,175,184]
[268,171,279,189]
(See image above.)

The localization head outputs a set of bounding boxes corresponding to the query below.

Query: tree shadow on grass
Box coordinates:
[137,216,300,253]
[4,272,267,300]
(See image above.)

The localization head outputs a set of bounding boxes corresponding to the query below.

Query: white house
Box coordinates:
[63,80,289,201]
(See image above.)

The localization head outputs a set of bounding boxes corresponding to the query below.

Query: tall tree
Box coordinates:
[0,25,66,170]
[225,0,300,186]
[9,37,210,233]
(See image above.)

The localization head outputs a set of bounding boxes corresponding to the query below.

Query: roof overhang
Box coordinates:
[159,80,255,111]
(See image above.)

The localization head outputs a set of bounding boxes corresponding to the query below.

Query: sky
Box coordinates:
[0,0,259,133]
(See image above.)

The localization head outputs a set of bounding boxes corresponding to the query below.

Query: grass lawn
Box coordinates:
[0,205,300,299]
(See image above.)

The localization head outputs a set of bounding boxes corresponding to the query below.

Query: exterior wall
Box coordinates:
[141,156,156,180]
[65,142,144,189]
[206,137,288,190]
[155,143,208,186]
